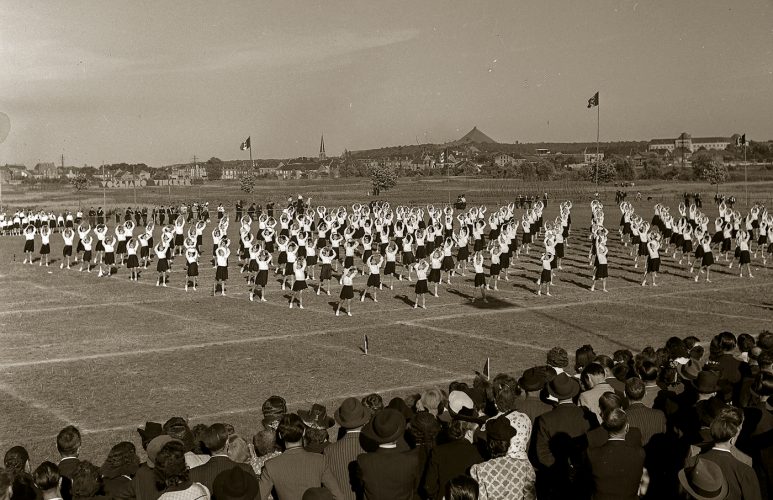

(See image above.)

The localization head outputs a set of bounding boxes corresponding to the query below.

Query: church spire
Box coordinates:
[319,133,326,160]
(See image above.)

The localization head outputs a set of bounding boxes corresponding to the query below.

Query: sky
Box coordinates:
[1,0,772,167]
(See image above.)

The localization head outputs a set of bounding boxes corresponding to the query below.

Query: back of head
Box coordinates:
[71,461,102,499]
[752,371,773,397]
[33,462,60,492]
[738,334,755,353]
[154,441,188,490]
[56,426,81,456]
[494,385,519,413]
[3,446,29,475]
[203,423,229,454]
[446,474,479,500]
[599,392,624,417]
[602,408,628,435]
[709,415,738,444]
[638,361,659,382]
[581,362,606,388]
[625,377,646,402]
[277,414,305,445]
[361,393,384,414]
[253,430,278,457]
[718,331,737,353]
[575,345,597,373]
[226,435,250,463]
[595,355,614,374]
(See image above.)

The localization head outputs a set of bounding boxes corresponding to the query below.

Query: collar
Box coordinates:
[379,443,397,449]
[211,453,230,458]
[711,447,732,453]
[59,457,77,462]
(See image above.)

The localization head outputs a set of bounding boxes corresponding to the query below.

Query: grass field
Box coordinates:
[1,181,772,466]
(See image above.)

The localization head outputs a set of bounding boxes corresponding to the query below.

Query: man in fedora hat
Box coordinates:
[259,414,342,500]
[356,409,420,500]
[678,457,728,500]
[300,404,335,454]
[213,466,260,500]
[514,366,554,423]
[323,398,371,500]
[531,373,594,500]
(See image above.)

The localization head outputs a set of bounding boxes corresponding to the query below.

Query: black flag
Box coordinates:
[737,134,746,146]
[587,92,599,108]
[240,137,251,151]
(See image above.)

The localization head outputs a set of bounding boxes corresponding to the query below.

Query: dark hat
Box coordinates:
[386,397,414,421]
[692,371,720,394]
[409,412,441,442]
[212,466,259,500]
[334,398,370,429]
[486,416,517,441]
[677,360,701,381]
[163,417,188,432]
[299,404,335,430]
[678,457,728,500]
[519,366,549,392]
[547,373,580,400]
[547,347,569,368]
[302,487,334,500]
[362,409,405,444]
[262,396,287,428]
[146,436,182,468]
[464,387,486,409]
[137,422,164,449]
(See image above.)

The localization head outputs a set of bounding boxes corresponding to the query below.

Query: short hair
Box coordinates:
[202,423,229,453]
[595,355,614,372]
[718,331,737,352]
[683,336,700,350]
[447,419,476,441]
[3,446,29,474]
[253,430,278,457]
[487,437,510,459]
[757,330,773,350]
[752,372,773,397]
[361,393,384,413]
[446,475,479,500]
[599,392,624,417]
[625,377,646,402]
[190,424,209,455]
[494,386,519,413]
[612,363,631,382]
[277,414,305,444]
[665,337,688,359]
[717,406,743,427]
[33,462,60,491]
[709,415,738,443]
[56,426,81,455]
[738,334,755,353]
[153,441,188,491]
[602,408,628,434]
[638,361,659,382]
[71,461,102,498]
[416,388,445,413]
[226,435,251,463]
[575,345,596,372]
[304,427,329,446]
[581,363,606,388]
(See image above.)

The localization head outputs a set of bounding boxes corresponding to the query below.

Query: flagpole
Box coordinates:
[249,143,254,170]
[744,142,748,207]
[596,99,600,187]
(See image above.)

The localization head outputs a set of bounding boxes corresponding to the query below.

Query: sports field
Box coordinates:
[1,182,772,464]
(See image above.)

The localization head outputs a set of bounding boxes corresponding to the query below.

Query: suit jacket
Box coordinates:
[587,439,645,500]
[699,449,761,500]
[423,439,483,500]
[579,383,616,421]
[640,384,661,408]
[121,463,161,500]
[259,447,342,500]
[58,457,80,478]
[190,455,255,495]
[531,402,594,470]
[513,394,553,424]
[356,447,420,500]
[323,431,365,500]
[625,402,666,446]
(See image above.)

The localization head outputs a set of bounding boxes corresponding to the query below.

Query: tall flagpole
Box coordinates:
[249,142,254,170]
[596,97,600,187]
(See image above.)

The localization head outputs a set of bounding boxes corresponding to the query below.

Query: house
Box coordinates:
[493,153,516,168]
[583,152,605,164]
[34,162,58,179]
[649,133,734,154]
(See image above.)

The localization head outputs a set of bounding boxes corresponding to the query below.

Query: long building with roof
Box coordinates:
[648,132,738,153]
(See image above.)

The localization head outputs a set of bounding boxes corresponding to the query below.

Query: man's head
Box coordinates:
[71,461,102,499]
[625,377,646,403]
[277,414,305,446]
[56,425,81,457]
[718,331,737,353]
[594,355,615,377]
[575,345,596,373]
[253,430,278,457]
[710,415,739,445]
[581,363,606,390]
[637,361,659,383]
[202,423,229,455]
[3,446,30,474]
[33,462,61,494]
[602,408,629,437]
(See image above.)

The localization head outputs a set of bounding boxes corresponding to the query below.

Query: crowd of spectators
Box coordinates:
[1,330,771,500]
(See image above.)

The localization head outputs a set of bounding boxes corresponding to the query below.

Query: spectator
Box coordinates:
[322,398,369,500]
[445,475,478,500]
[299,404,335,454]
[226,436,252,465]
[356,409,420,499]
[212,467,258,500]
[190,424,255,493]
[579,363,615,421]
[586,408,645,500]
[56,426,81,479]
[587,393,642,449]
[32,463,62,500]
[416,388,446,417]
[3,447,38,500]
[546,347,569,376]
[250,431,280,478]
[100,442,139,498]
[624,378,667,446]
[424,407,482,500]
[361,394,384,415]
[485,384,532,458]
[678,457,727,500]
[163,418,209,469]
[575,345,597,376]
[595,355,626,395]
[70,462,105,500]
[154,441,209,500]
[0,469,11,500]
[259,414,341,500]
[513,367,553,423]
[637,362,661,408]
[470,416,536,500]
[261,396,287,432]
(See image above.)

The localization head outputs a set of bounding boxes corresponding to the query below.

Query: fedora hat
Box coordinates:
[519,366,549,392]
[678,457,728,500]
[334,398,370,429]
[137,422,163,449]
[486,415,517,442]
[386,397,414,421]
[362,409,405,444]
[299,404,335,430]
[213,466,259,500]
[547,373,580,400]
[677,360,701,381]
[692,371,720,394]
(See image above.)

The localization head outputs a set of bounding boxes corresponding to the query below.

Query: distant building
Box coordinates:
[493,153,516,167]
[648,132,735,153]
[584,152,605,163]
[34,162,58,179]
[535,148,550,156]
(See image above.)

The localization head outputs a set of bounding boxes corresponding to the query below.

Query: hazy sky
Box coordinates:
[1,0,772,167]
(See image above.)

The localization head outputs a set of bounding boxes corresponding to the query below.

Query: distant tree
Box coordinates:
[70,174,90,208]
[205,163,222,181]
[611,156,635,180]
[696,160,729,193]
[641,156,664,179]
[534,159,555,180]
[519,162,537,180]
[369,165,397,196]
[583,161,616,183]
[239,172,257,194]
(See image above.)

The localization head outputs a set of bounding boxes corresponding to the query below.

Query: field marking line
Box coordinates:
[0,381,81,427]
[398,321,550,352]
[609,302,767,322]
[13,376,464,440]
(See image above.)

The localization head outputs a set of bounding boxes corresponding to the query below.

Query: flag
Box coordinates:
[587,91,599,108]
[240,136,251,151]
[737,134,746,146]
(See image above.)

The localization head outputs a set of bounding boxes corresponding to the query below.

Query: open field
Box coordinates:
[1,181,772,465]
